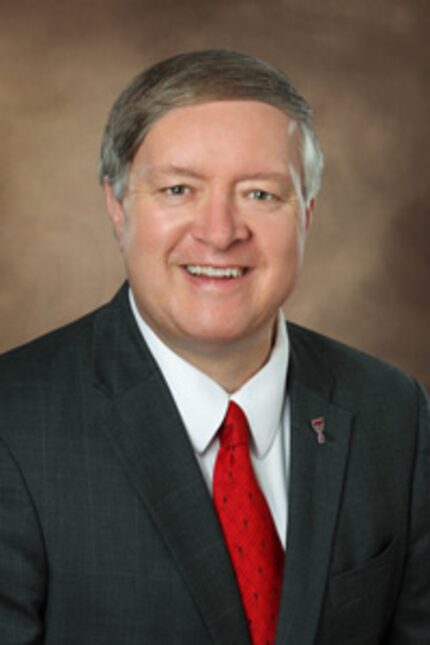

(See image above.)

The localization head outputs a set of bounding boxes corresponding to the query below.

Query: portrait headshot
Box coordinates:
[0,3,429,645]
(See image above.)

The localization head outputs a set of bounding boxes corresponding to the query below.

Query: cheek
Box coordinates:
[124,213,175,259]
[263,220,303,271]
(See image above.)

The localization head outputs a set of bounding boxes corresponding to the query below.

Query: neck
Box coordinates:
[155,321,277,393]
[178,338,273,393]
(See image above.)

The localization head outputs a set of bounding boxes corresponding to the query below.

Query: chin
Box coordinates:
[185,327,243,345]
[179,321,260,349]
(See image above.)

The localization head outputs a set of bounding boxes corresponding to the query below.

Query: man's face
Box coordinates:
[106,100,313,363]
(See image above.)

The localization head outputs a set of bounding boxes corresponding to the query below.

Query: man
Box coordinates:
[0,49,428,644]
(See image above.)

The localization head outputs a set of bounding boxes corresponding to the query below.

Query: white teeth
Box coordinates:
[186,265,245,278]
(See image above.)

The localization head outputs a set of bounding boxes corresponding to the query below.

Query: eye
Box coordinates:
[163,184,190,196]
[249,189,277,202]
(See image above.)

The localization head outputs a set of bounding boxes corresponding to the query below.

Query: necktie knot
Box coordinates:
[219,401,249,448]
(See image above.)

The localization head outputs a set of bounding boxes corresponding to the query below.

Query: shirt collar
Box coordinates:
[129,290,289,459]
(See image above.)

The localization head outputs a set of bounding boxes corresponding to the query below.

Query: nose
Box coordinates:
[191,192,250,250]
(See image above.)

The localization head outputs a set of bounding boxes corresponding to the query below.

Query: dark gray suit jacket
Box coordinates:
[0,284,429,644]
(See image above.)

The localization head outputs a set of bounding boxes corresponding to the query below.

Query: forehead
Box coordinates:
[133,100,301,172]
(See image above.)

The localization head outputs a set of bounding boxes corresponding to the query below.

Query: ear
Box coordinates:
[304,197,315,231]
[103,180,127,250]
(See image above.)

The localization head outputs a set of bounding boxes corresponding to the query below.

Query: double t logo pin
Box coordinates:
[311,417,326,444]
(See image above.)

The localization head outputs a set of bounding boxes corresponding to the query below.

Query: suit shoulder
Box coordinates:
[0,289,126,397]
[0,283,132,370]
[0,282,133,399]
[0,292,130,447]
[1,308,97,375]
[287,322,420,400]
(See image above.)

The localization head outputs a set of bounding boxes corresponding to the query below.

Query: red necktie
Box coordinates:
[213,401,285,645]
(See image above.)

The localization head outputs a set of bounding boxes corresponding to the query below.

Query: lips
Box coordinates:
[184,265,247,279]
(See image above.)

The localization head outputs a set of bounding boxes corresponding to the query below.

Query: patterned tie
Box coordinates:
[213,401,285,645]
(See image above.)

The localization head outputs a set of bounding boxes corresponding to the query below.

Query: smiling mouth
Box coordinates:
[184,265,247,279]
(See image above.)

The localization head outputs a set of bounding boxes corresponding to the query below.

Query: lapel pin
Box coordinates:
[311,417,326,444]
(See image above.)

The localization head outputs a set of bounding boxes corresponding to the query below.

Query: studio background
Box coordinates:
[1,0,429,389]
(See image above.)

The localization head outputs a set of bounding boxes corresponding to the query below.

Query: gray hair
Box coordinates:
[99,49,323,205]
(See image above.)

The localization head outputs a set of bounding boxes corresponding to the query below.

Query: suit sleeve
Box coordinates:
[384,381,430,644]
[0,436,47,645]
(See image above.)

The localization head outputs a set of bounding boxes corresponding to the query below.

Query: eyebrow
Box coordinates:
[238,171,289,182]
[145,164,290,183]
[144,165,204,180]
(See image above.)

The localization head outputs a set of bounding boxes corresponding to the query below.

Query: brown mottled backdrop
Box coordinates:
[1,0,429,388]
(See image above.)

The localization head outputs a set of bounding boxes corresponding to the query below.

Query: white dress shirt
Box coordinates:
[129,290,291,548]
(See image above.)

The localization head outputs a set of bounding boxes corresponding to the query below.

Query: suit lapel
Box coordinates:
[276,328,354,644]
[92,286,250,645]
